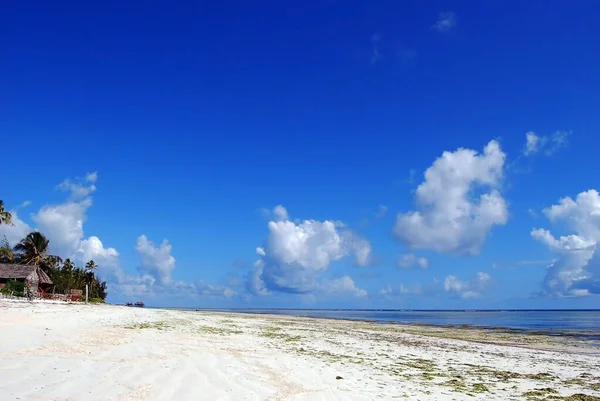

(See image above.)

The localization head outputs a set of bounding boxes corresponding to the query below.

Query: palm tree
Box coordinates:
[85,260,97,273]
[0,200,13,226]
[0,236,14,263]
[61,259,75,293]
[13,232,62,269]
[85,260,98,297]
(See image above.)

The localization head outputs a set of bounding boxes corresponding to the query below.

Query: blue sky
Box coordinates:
[2,1,599,308]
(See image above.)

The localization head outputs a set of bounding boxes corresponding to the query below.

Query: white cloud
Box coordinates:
[444,275,467,293]
[33,198,89,254]
[113,275,157,298]
[319,276,367,298]
[444,272,491,298]
[223,287,237,298]
[249,260,270,296]
[350,235,372,267]
[85,171,98,183]
[56,172,97,199]
[31,195,120,273]
[374,205,388,218]
[394,140,508,255]
[522,131,570,156]
[273,205,289,221]
[16,173,120,275]
[2,173,236,302]
[77,236,120,269]
[113,270,238,301]
[135,235,176,285]
[531,190,600,296]
[194,281,237,299]
[249,207,372,295]
[531,228,594,251]
[396,253,429,269]
[380,282,422,299]
[20,200,32,208]
[259,205,291,221]
[431,12,457,33]
[0,210,32,246]
[524,132,540,155]
[0,177,119,279]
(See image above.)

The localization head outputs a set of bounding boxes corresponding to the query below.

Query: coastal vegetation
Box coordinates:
[0,201,107,300]
[0,200,12,226]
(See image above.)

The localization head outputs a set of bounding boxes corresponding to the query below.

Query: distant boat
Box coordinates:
[125,302,133,307]
[134,301,145,308]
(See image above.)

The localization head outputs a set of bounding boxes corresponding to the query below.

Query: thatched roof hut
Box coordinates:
[0,263,53,294]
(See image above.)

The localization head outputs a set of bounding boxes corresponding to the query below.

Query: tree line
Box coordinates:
[0,200,107,301]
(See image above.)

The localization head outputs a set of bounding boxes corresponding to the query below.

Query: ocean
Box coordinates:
[192,308,600,332]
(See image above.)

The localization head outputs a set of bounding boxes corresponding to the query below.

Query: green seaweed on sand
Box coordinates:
[522,387,559,399]
[124,321,168,330]
[441,378,468,392]
[522,392,600,401]
[398,358,437,372]
[259,331,301,342]
[196,325,243,335]
[472,383,490,393]
[464,365,555,382]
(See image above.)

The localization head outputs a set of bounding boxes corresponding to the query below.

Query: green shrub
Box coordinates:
[0,280,26,296]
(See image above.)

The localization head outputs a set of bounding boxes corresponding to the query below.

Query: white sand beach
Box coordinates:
[1,300,599,401]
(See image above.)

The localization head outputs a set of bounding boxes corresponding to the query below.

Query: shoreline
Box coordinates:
[191,309,600,354]
[166,306,600,346]
[2,300,600,400]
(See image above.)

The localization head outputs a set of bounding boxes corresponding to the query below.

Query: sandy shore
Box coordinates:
[1,300,599,401]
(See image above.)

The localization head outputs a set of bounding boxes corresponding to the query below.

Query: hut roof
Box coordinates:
[0,263,53,285]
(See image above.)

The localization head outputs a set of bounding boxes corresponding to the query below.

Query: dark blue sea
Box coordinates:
[191,308,600,334]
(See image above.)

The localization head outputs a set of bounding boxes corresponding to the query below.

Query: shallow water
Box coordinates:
[193,308,600,332]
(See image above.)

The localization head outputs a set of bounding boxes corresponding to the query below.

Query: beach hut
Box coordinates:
[0,263,53,295]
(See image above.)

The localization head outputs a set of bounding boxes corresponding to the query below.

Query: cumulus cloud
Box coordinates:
[113,275,157,298]
[259,205,292,221]
[444,272,491,299]
[319,276,367,298]
[0,210,32,246]
[191,280,237,299]
[249,207,372,295]
[531,190,600,296]
[522,131,570,156]
[249,260,270,296]
[273,205,289,221]
[0,175,120,282]
[431,12,457,33]
[394,140,508,255]
[31,194,120,274]
[396,253,429,269]
[135,235,176,285]
[56,171,98,199]
[1,173,234,302]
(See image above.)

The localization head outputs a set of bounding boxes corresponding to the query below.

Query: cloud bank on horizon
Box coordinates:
[1,130,595,307]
